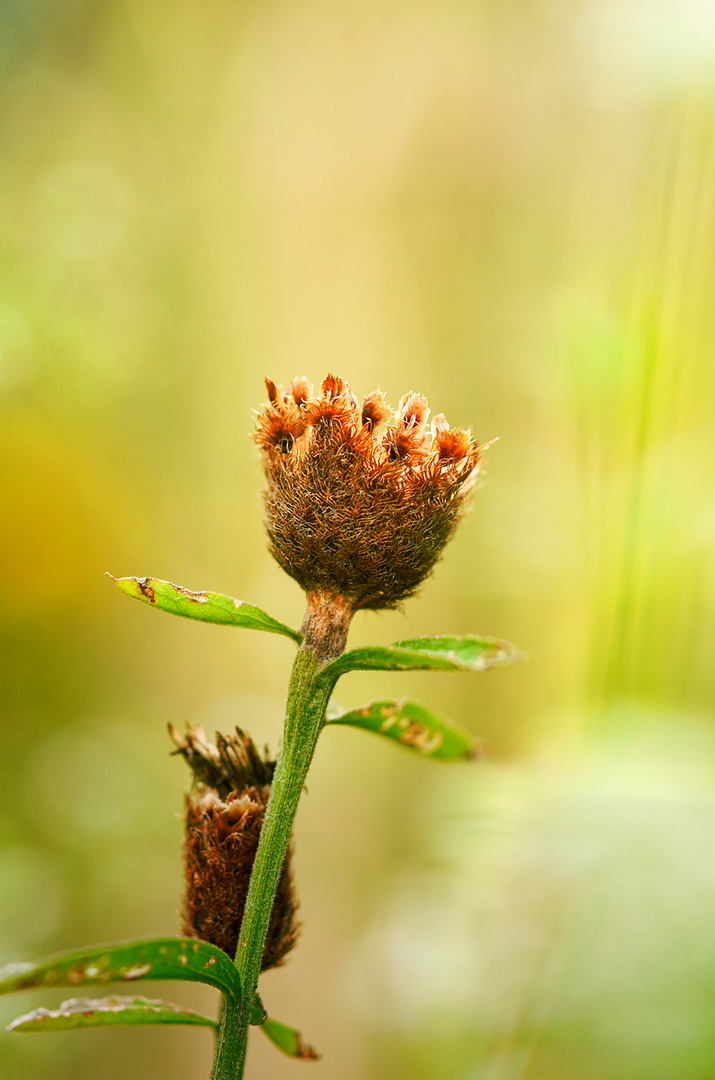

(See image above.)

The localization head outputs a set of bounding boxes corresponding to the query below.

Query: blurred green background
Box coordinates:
[1,2,714,1078]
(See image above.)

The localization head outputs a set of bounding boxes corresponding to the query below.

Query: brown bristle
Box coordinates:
[382,425,429,463]
[171,723,274,800]
[321,373,345,399]
[290,376,312,406]
[361,391,392,430]
[396,392,430,430]
[434,427,472,462]
[253,379,309,452]
[304,376,360,433]
[253,409,305,453]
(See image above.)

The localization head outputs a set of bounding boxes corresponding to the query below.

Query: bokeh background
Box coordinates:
[1,2,714,1078]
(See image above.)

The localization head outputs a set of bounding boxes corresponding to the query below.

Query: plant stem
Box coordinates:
[210,997,241,1080]
[211,599,348,1079]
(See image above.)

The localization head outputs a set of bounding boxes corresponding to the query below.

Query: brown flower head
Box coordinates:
[171,724,299,971]
[254,375,483,612]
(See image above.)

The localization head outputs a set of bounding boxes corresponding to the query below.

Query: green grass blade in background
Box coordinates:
[6,996,218,1033]
[0,938,241,1002]
[111,576,302,643]
[328,699,479,759]
[576,94,715,721]
[323,636,522,677]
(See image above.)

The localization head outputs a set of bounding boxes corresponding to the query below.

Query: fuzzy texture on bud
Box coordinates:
[254,375,483,610]
[171,724,299,970]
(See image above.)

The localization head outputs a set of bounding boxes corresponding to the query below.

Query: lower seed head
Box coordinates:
[173,725,299,970]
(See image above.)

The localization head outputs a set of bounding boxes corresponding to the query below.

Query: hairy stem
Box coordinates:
[211,595,350,1079]
[210,997,241,1080]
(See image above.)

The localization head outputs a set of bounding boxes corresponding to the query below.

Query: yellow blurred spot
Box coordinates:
[0,410,98,613]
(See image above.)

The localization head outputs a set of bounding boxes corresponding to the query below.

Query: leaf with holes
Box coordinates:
[0,938,241,1002]
[6,995,218,1033]
[328,698,479,760]
[111,576,302,643]
[321,635,523,679]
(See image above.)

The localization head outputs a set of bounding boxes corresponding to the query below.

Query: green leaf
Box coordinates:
[261,1017,320,1060]
[110,576,302,644]
[321,635,523,679]
[6,995,217,1033]
[327,699,479,760]
[250,992,318,1058]
[0,938,241,1003]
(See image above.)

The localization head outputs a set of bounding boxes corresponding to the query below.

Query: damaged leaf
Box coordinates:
[249,990,318,1059]
[110,576,302,643]
[261,1016,320,1060]
[6,995,218,1033]
[0,937,241,1002]
[327,698,479,760]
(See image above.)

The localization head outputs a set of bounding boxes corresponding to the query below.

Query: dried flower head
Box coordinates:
[171,724,299,970]
[254,375,483,613]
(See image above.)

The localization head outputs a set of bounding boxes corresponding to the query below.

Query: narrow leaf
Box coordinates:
[322,635,523,679]
[110,576,302,644]
[261,1017,320,1060]
[328,699,479,760]
[0,938,240,1003]
[7,995,217,1033]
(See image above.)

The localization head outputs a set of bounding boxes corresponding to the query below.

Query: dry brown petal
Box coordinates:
[396,391,430,431]
[434,427,472,462]
[289,376,312,406]
[361,390,392,430]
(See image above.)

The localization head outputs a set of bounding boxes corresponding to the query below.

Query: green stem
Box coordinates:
[210,997,241,1080]
[210,636,340,1079]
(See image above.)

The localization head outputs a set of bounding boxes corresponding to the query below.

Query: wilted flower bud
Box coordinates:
[171,724,299,971]
[254,375,482,616]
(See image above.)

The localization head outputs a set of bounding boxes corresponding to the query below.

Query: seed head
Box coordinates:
[254,375,482,611]
[171,724,299,970]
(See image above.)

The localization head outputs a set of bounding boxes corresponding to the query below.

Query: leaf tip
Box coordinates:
[504,644,527,665]
[297,1041,321,1060]
[113,576,157,605]
[466,738,484,761]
